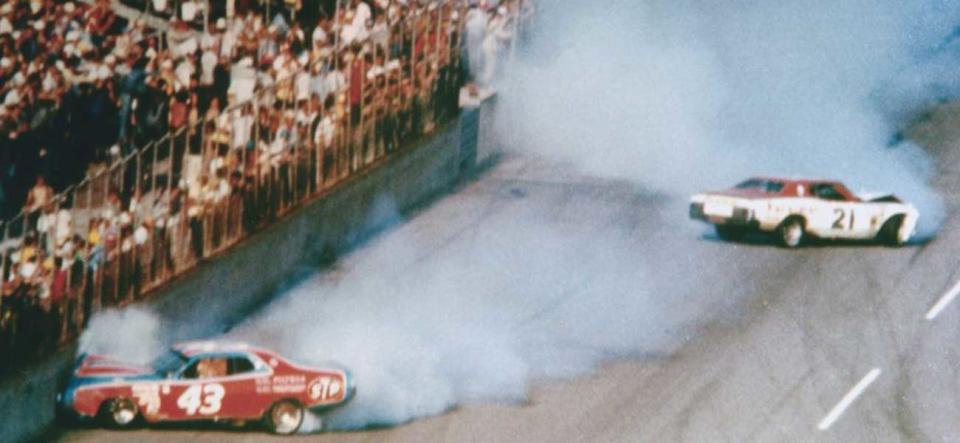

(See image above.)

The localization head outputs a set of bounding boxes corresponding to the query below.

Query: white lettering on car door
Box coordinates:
[176,383,225,415]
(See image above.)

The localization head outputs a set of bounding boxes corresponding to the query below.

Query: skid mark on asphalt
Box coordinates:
[890,357,928,442]
[742,368,813,443]
[907,239,933,266]
[669,378,722,443]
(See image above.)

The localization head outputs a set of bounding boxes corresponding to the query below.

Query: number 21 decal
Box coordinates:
[832,208,855,230]
[177,383,225,415]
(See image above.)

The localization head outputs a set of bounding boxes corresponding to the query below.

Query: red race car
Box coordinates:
[58,341,355,434]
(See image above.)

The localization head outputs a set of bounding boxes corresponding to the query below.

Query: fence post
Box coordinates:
[1,221,9,284]
[320,97,329,191]
[253,99,262,226]
[85,177,94,235]
[111,162,122,306]
[135,147,143,203]
[53,191,65,342]
[168,132,177,196]
[148,141,157,194]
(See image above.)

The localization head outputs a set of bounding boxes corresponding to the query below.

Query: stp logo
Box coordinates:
[308,376,342,401]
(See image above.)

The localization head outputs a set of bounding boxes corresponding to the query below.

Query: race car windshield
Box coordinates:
[151,350,188,376]
[735,179,784,193]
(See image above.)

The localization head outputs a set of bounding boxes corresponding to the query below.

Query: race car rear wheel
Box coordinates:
[879,215,908,246]
[266,400,304,435]
[715,225,747,241]
[778,218,805,248]
[99,397,139,428]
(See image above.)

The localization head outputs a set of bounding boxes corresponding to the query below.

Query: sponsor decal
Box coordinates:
[255,377,272,394]
[255,374,308,395]
[271,374,307,394]
[132,383,162,415]
[308,376,343,401]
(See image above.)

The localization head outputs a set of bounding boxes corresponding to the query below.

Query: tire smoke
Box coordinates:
[78,307,163,366]
[495,0,960,238]
[229,195,693,430]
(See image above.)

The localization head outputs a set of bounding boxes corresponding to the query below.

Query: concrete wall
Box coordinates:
[0,98,496,443]
[148,121,464,343]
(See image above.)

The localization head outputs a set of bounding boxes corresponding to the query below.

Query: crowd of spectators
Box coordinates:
[0,0,130,220]
[0,0,527,371]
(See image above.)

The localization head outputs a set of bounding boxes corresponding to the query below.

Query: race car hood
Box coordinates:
[72,353,158,380]
[60,354,162,411]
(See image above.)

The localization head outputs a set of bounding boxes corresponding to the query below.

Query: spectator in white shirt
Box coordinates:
[219,19,237,58]
[200,49,218,86]
[324,63,346,96]
[312,19,328,51]
[231,105,254,151]
[309,62,328,99]
[352,0,372,31]
[371,14,389,54]
[340,10,359,45]
[313,95,337,151]
[175,58,195,91]
[295,66,311,103]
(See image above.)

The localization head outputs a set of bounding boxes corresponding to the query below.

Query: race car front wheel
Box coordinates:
[778,218,804,248]
[99,398,139,428]
[266,400,305,435]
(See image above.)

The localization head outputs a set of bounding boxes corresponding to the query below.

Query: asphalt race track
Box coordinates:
[51,104,960,443]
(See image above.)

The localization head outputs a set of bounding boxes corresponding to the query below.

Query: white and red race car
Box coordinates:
[689,177,919,247]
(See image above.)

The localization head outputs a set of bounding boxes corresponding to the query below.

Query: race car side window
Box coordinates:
[179,357,228,379]
[179,360,201,379]
[735,179,784,193]
[226,357,256,376]
[813,184,846,201]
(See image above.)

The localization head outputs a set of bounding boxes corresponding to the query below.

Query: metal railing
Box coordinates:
[0,0,533,371]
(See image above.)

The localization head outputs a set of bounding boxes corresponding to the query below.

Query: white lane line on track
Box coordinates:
[817,368,881,431]
[925,279,960,321]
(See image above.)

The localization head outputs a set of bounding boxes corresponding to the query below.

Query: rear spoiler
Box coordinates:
[858,192,902,203]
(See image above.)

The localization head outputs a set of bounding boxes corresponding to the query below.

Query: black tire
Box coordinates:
[715,225,747,241]
[98,398,139,429]
[777,217,805,248]
[264,400,305,435]
[878,215,907,246]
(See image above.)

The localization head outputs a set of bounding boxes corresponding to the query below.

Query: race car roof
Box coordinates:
[747,176,840,185]
[172,340,271,358]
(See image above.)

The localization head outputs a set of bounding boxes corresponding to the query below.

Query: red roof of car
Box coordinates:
[172,341,270,358]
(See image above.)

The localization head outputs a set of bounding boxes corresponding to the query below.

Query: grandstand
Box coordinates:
[0,0,529,372]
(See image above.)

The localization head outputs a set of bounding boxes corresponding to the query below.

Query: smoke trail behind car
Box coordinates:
[228,194,695,430]
[495,0,960,238]
[78,307,163,366]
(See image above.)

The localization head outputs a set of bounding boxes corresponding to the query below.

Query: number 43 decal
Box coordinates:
[177,383,225,415]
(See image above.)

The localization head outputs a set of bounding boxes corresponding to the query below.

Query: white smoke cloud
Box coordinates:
[495,0,960,237]
[229,198,693,430]
[78,307,163,366]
